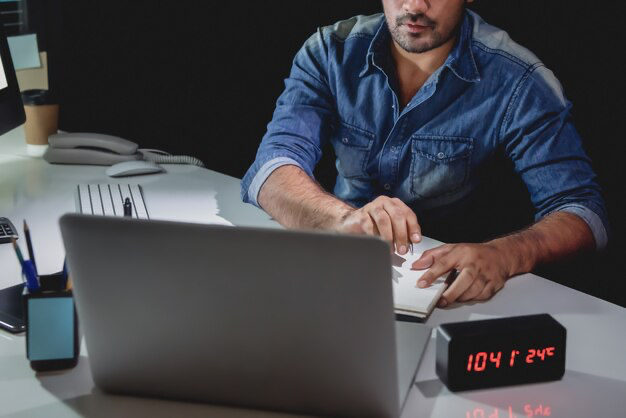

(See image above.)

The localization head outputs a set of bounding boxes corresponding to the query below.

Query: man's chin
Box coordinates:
[399,39,437,54]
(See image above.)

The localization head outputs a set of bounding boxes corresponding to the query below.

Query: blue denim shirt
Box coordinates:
[242,11,608,249]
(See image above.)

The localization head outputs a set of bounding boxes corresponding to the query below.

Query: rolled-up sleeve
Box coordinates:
[241,29,336,208]
[500,65,609,250]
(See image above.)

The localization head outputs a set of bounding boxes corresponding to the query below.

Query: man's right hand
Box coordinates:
[334,196,422,255]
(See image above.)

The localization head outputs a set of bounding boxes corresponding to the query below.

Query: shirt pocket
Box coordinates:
[410,135,473,199]
[332,122,375,180]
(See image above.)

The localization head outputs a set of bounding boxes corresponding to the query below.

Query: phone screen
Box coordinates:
[27,297,75,360]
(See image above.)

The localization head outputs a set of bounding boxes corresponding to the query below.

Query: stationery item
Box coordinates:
[24,273,79,371]
[22,260,40,292]
[123,197,132,217]
[392,251,449,319]
[393,266,447,319]
[61,257,68,289]
[7,34,41,70]
[23,221,37,275]
[11,237,24,264]
[11,239,39,292]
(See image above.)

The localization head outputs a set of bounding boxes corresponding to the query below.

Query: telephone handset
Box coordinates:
[43,132,204,167]
[44,133,143,165]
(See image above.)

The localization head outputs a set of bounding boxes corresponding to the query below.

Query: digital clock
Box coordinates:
[436,314,566,391]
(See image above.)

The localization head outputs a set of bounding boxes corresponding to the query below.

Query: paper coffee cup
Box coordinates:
[21,90,58,157]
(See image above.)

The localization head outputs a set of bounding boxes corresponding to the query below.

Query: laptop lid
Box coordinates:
[60,214,403,417]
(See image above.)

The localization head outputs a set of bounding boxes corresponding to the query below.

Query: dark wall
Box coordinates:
[467,1,625,307]
[48,1,624,306]
[48,0,381,181]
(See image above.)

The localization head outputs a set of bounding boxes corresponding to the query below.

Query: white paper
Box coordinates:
[391,250,447,316]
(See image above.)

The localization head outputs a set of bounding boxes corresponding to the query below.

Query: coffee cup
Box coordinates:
[21,89,58,157]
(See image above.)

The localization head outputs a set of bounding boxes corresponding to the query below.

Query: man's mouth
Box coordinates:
[406,22,430,33]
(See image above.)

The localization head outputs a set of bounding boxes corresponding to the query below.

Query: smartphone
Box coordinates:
[25,290,79,371]
[0,283,25,333]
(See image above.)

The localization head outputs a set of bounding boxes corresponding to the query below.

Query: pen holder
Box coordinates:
[23,273,79,372]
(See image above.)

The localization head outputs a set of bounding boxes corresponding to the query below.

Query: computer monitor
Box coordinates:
[0,19,26,135]
[0,18,26,333]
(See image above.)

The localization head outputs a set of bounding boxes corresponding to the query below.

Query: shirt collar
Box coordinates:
[362,11,481,83]
[445,11,481,82]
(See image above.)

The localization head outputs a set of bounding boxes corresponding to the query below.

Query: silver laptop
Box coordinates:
[59,214,431,418]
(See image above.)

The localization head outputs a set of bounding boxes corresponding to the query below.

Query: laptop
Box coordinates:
[59,214,431,418]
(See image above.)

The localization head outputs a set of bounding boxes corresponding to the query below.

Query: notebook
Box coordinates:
[391,251,448,319]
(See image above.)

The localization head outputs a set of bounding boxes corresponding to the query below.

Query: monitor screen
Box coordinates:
[0,19,25,135]
[0,54,7,90]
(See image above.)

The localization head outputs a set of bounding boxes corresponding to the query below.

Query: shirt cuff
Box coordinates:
[246,157,304,208]
[553,203,608,251]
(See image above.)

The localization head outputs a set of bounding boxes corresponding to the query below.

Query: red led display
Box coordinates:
[436,314,566,391]
[465,347,556,373]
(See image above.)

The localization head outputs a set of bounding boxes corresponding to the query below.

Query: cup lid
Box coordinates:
[21,89,57,106]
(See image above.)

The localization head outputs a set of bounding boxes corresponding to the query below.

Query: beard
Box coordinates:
[387,11,463,54]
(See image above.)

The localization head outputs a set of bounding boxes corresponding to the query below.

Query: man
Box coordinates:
[241,0,608,307]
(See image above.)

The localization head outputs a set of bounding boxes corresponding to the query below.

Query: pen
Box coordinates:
[11,238,24,265]
[11,239,39,292]
[123,198,132,217]
[61,256,68,289]
[23,220,37,275]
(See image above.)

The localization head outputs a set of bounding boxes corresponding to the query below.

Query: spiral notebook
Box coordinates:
[391,253,449,320]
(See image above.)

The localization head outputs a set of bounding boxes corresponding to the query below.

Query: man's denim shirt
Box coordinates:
[242,11,608,249]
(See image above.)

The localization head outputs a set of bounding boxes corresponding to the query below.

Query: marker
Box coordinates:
[123,198,132,217]
[23,221,37,275]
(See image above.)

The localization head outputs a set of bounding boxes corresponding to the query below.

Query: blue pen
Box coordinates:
[61,257,68,289]
[22,260,40,292]
[11,239,39,292]
[23,221,38,276]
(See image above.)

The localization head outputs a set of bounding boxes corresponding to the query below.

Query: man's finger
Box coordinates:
[403,205,422,244]
[457,276,486,302]
[369,206,393,242]
[383,201,409,254]
[417,253,456,288]
[359,213,376,235]
[413,244,453,270]
[438,268,476,307]
[476,282,497,301]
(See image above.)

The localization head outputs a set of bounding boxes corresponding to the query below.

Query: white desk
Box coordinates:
[1,128,625,418]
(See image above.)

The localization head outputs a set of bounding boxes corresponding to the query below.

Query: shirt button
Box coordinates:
[342,137,349,144]
[384,183,391,191]
[437,152,446,160]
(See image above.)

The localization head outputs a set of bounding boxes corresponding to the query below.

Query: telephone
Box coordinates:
[43,132,204,167]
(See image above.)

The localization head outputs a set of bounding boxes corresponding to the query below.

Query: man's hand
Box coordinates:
[335,196,422,255]
[412,243,510,307]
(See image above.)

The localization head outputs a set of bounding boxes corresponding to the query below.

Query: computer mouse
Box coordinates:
[106,160,165,177]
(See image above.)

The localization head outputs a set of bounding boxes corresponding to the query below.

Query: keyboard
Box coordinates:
[0,217,18,244]
[75,184,150,219]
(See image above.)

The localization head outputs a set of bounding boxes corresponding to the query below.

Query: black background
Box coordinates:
[36,1,625,307]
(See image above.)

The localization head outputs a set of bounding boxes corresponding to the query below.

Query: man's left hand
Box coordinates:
[412,243,511,307]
